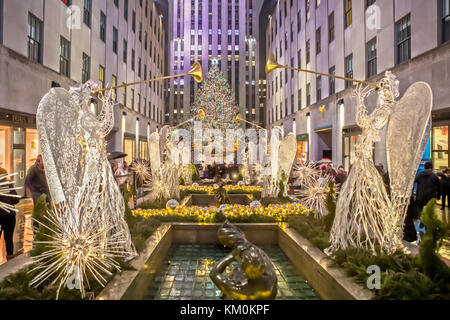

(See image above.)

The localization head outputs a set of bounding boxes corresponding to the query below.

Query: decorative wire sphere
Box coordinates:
[192,182,200,187]
[166,199,180,211]
[237,181,244,186]
[250,200,262,208]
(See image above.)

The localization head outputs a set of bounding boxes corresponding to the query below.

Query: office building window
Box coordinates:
[99,65,105,90]
[132,11,136,33]
[124,0,128,21]
[443,0,450,43]
[367,38,377,77]
[82,53,90,83]
[298,89,302,110]
[306,83,311,106]
[366,0,376,7]
[131,88,135,110]
[306,0,311,21]
[291,94,295,114]
[328,12,335,43]
[345,0,352,28]
[100,11,106,42]
[131,49,135,71]
[345,54,353,88]
[28,13,42,63]
[316,76,322,101]
[113,27,118,53]
[316,27,321,54]
[137,94,141,113]
[285,99,288,117]
[291,58,294,78]
[396,14,411,64]
[60,37,70,77]
[297,10,301,32]
[306,40,310,64]
[138,58,141,77]
[112,75,117,101]
[123,39,128,63]
[329,66,335,95]
[83,0,91,27]
[122,83,127,106]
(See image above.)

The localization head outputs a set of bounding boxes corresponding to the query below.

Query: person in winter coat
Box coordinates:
[0,168,20,260]
[25,155,50,206]
[437,168,450,210]
[414,162,441,215]
[335,166,348,185]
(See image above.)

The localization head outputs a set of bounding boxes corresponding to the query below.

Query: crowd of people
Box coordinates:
[198,163,239,180]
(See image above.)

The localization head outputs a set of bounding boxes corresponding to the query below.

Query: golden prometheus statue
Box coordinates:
[210,221,277,300]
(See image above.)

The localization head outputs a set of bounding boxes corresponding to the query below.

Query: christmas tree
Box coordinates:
[190,62,239,131]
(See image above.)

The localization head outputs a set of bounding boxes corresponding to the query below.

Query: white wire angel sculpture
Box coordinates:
[34,81,137,298]
[325,72,432,255]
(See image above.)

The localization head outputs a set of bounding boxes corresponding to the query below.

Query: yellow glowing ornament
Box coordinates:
[197,109,206,119]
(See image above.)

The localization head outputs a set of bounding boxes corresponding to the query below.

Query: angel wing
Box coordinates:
[278,133,298,180]
[386,82,433,199]
[36,88,84,205]
[149,132,161,175]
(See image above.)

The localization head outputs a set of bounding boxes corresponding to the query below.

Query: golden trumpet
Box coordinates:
[172,108,206,129]
[265,54,379,88]
[92,61,203,94]
[236,113,265,130]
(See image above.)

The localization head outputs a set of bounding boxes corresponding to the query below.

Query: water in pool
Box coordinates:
[144,244,319,300]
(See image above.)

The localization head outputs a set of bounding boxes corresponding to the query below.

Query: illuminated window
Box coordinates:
[344,0,352,28]
[112,75,117,101]
[99,65,105,90]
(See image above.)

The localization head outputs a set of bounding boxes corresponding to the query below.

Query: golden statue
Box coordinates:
[210,221,277,300]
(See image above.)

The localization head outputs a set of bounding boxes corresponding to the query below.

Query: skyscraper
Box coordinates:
[166,0,265,128]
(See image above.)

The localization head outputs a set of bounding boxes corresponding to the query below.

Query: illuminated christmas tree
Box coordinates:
[190,61,239,131]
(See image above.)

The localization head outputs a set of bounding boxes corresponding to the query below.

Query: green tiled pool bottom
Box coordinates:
[145,244,319,300]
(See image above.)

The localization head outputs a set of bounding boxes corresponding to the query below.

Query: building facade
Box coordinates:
[264,0,450,171]
[166,0,265,128]
[0,0,166,195]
